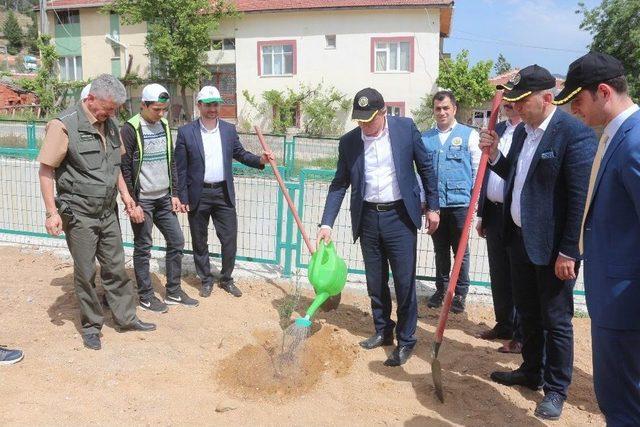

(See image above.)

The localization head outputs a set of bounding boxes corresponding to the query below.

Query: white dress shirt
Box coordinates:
[602,104,640,152]
[486,120,519,204]
[201,119,225,183]
[362,118,402,203]
[510,108,556,228]
[437,121,482,181]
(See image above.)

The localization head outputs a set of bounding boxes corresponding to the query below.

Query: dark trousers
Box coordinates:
[592,325,640,426]
[431,207,470,297]
[359,202,418,347]
[509,227,574,398]
[484,201,521,341]
[188,184,237,286]
[131,195,185,300]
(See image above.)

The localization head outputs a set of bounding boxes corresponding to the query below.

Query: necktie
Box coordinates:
[579,133,609,254]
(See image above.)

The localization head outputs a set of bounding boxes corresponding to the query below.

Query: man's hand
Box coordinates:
[555,254,577,281]
[479,129,501,162]
[317,227,332,247]
[45,213,63,236]
[426,211,440,235]
[120,192,136,213]
[171,197,182,212]
[476,220,486,238]
[260,150,275,165]
[179,203,190,213]
[127,205,145,224]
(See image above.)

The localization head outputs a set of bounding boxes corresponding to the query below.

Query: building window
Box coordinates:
[212,38,235,50]
[257,40,297,76]
[272,103,301,128]
[386,102,405,117]
[58,56,82,81]
[55,10,80,25]
[325,35,336,49]
[371,37,414,73]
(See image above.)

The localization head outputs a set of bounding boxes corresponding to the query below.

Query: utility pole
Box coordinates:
[39,0,48,35]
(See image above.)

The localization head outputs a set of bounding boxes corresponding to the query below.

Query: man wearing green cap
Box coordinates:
[121,83,199,313]
[174,86,272,299]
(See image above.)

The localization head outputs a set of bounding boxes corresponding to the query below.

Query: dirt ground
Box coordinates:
[0,245,604,426]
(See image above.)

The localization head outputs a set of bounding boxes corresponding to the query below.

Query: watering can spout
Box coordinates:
[305,292,330,319]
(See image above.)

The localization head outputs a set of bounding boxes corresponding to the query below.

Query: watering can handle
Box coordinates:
[254,126,315,255]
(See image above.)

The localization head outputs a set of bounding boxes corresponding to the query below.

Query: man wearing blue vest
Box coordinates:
[121,83,199,313]
[422,90,481,313]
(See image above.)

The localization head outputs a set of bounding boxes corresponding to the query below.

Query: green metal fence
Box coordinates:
[0,119,585,296]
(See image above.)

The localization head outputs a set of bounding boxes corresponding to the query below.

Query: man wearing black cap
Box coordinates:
[555,52,640,425]
[318,88,440,366]
[479,64,597,420]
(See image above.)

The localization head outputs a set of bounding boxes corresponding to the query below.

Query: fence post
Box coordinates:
[280,180,300,278]
[26,121,37,150]
[283,136,296,179]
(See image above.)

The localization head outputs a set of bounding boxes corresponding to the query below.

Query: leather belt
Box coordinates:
[487,200,503,207]
[203,181,225,189]
[364,200,402,212]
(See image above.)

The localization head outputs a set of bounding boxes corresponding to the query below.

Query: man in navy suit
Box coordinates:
[555,52,640,426]
[174,86,272,298]
[476,101,522,354]
[480,65,597,420]
[318,88,440,367]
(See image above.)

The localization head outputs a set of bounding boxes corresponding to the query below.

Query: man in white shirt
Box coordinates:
[174,86,272,299]
[421,90,482,314]
[479,65,597,421]
[476,101,523,353]
[318,88,439,367]
[555,52,640,426]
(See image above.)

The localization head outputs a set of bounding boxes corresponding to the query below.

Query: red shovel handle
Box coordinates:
[434,91,504,343]
[254,126,315,255]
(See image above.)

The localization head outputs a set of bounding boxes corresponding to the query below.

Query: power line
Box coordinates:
[448,33,588,54]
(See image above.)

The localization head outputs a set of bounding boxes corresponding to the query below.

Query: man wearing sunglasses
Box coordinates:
[121,83,198,313]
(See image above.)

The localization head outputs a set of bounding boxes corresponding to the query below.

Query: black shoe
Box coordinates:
[451,295,466,314]
[427,289,445,308]
[534,392,565,421]
[359,332,394,349]
[139,295,169,313]
[220,280,242,297]
[384,345,414,366]
[490,369,543,391]
[164,289,199,307]
[0,346,24,364]
[118,319,157,332]
[82,333,101,350]
[478,327,513,340]
[200,283,213,298]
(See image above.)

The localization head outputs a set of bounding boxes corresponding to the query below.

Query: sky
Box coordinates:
[444,0,601,76]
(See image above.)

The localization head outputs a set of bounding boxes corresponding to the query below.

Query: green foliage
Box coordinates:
[412,50,493,129]
[25,16,39,55]
[578,0,640,99]
[106,0,237,119]
[3,10,24,55]
[494,53,512,76]
[243,83,350,136]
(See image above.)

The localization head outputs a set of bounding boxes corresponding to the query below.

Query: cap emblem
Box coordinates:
[358,96,369,108]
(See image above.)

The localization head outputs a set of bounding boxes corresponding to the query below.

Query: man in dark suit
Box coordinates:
[555,52,640,426]
[174,86,272,298]
[318,88,440,367]
[476,101,522,354]
[479,65,597,421]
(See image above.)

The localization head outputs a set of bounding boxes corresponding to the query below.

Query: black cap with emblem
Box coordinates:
[553,52,625,105]
[497,64,556,102]
[351,87,386,122]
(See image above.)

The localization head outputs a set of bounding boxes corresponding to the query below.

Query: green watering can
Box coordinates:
[295,241,347,327]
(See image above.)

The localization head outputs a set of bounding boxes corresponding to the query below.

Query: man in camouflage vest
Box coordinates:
[38,74,156,351]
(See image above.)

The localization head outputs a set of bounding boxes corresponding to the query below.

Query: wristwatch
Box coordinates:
[427,209,440,215]
[45,211,59,219]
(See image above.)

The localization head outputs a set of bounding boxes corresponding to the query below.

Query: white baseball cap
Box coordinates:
[196,86,223,104]
[80,83,91,100]
[141,83,170,103]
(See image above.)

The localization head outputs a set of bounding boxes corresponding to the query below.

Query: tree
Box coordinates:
[26,15,39,55]
[494,53,512,75]
[412,50,493,129]
[4,10,24,55]
[107,0,237,120]
[578,0,640,99]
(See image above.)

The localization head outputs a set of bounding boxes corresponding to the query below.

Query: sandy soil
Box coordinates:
[0,245,604,426]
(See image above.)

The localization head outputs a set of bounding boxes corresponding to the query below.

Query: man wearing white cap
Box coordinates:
[175,86,273,298]
[80,83,91,101]
[121,83,199,312]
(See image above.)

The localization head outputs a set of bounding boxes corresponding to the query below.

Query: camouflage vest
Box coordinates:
[55,102,122,217]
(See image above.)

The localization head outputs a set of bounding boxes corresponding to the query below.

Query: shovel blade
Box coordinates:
[431,357,444,403]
